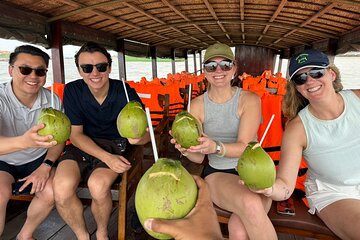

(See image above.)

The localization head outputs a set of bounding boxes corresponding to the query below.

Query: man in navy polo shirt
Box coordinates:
[53,42,150,240]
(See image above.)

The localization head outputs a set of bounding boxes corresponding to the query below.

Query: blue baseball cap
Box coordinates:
[289,49,329,80]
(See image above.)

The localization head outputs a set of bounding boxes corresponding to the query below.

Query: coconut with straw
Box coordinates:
[237,114,276,189]
[135,108,198,240]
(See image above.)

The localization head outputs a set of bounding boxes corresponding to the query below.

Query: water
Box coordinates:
[0,57,189,87]
[0,56,359,89]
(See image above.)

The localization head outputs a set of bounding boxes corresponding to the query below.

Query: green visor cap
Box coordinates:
[203,43,234,63]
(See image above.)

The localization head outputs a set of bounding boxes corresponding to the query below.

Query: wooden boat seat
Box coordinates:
[214,195,339,239]
[10,144,144,240]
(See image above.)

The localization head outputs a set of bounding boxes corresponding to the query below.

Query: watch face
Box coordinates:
[216,143,221,153]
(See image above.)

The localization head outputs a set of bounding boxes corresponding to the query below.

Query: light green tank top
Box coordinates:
[299,90,360,185]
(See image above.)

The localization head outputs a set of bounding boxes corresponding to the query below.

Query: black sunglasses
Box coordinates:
[80,63,109,73]
[12,65,47,77]
[292,68,327,85]
[203,60,233,72]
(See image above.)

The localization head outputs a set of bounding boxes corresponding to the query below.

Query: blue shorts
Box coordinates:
[0,154,46,181]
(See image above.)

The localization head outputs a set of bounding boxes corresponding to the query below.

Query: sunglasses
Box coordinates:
[292,68,327,85]
[203,60,233,72]
[80,63,109,73]
[12,65,48,77]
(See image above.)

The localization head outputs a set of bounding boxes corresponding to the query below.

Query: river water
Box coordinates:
[0,56,359,89]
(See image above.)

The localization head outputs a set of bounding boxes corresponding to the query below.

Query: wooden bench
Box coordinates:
[10,144,143,240]
[214,196,339,239]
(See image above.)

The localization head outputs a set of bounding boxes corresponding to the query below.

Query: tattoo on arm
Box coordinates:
[282,187,291,200]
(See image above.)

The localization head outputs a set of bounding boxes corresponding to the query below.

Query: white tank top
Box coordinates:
[299,90,360,185]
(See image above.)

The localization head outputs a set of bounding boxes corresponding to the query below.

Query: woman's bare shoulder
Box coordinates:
[191,94,204,106]
[240,89,260,100]
[352,89,360,98]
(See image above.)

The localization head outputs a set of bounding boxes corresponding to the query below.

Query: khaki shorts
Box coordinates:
[305,178,360,214]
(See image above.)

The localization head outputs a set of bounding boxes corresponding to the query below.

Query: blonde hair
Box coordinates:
[283,64,343,120]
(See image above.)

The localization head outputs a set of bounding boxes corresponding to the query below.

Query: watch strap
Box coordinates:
[43,159,54,167]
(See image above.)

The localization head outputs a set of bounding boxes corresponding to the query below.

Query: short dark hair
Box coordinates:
[74,41,112,68]
[9,45,50,67]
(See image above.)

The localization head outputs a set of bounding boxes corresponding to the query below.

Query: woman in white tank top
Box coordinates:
[256,49,360,239]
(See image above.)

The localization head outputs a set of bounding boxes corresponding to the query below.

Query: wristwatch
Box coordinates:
[215,141,222,154]
[43,159,54,167]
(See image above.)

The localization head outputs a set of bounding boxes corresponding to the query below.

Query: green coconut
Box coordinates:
[135,158,198,239]
[237,141,276,189]
[117,100,148,138]
[37,107,71,144]
[171,111,202,149]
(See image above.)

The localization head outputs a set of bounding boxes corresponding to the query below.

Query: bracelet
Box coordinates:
[180,150,189,157]
[216,141,226,157]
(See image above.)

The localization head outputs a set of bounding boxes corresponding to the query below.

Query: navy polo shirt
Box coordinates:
[63,79,142,140]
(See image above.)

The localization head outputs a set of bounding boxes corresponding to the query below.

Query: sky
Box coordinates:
[0,38,80,58]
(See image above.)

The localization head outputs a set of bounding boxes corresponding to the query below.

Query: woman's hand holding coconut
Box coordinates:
[239,179,274,197]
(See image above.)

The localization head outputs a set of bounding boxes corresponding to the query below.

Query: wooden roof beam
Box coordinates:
[134,20,337,40]
[193,24,214,42]
[270,2,338,47]
[300,3,337,27]
[50,0,181,43]
[257,0,287,45]
[123,2,166,25]
[239,0,245,20]
[48,1,141,30]
[48,0,132,22]
[330,0,360,7]
[203,0,231,41]
[158,0,205,44]
[161,0,190,21]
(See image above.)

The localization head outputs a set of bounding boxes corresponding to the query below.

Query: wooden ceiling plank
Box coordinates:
[239,0,245,20]
[203,0,231,42]
[270,0,287,22]
[123,2,165,25]
[47,0,128,22]
[203,0,218,20]
[330,0,360,7]
[161,0,190,21]
[274,2,339,47]
[137,19,338,40]
[300,3,337,27]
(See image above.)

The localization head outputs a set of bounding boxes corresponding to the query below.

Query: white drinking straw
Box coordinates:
[121,78,129,103]
[259,114,275,146]
[187,83,192,112]
[145,107,159,162]
[51,81,54,109]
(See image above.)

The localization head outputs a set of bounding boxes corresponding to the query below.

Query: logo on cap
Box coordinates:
[296,53,309,64]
